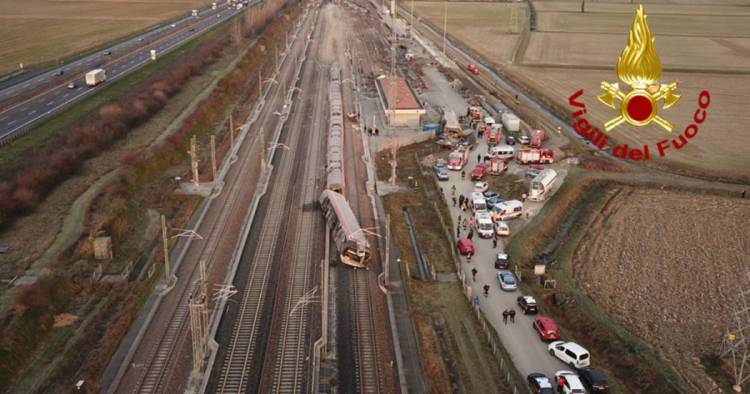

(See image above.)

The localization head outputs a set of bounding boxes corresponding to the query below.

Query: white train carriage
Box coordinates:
[326,166,344,193]
[319,190,371,268]
[330,62,341,82]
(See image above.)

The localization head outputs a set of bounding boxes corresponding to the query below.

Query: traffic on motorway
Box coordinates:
[0,2,243,144]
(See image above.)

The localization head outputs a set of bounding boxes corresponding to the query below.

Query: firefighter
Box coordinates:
[483,284,490,297]
[471,268,478,281]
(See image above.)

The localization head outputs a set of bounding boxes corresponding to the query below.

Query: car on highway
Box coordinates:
[554,371,586,394]
[457,238,475,255]
[527,372,555,394]
[67,82,76,89]
[494,252,510,269]
[548,341,590,368]
[494,221,509,237]
[55,69,65,76]
[103,50,112,55]
[519,135,530,145]
[577,367,609,393]
[517,295,539,314]
[473,181,488,193]
[189,27,196,31]
[497,270,517,291]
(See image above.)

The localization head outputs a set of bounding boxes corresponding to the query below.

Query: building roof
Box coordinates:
[377,75,422,110]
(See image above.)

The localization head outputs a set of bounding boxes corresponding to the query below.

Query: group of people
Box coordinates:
[502,308,516,324]
[453,194,473,212]
[367,127,380,136]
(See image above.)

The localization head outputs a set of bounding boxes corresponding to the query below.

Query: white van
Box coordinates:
[474,212,494,238]
[488,145,515,160]
[493,200,524,220]
[529,169,558,202]
[548,341,591,369]
[470,192,487,213]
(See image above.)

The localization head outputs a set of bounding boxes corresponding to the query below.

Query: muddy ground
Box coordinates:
[572,186,750,392]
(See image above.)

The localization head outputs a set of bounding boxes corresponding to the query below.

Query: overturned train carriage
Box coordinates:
[319,190,371,268]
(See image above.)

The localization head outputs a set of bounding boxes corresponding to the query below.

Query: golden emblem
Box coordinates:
[598,5,680,132]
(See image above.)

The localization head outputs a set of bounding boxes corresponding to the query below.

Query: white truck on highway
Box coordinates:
[85,69,106,87]
[501,112,520,133]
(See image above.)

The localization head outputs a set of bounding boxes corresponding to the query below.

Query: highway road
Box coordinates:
[0,2,243,145]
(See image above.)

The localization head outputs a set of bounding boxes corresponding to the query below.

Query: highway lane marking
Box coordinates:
[7,120,16,125]
[47,101,54,106]
[63,93,69,98]
[28,110,36,115]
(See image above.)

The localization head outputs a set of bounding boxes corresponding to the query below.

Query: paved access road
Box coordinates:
[0,2,243,145]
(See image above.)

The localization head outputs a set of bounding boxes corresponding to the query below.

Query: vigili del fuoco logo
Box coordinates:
[567,5,711,161]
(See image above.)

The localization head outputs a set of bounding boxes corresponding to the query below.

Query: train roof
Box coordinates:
[319,190,369,246]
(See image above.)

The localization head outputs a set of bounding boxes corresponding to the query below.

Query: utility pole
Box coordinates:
[189,135,199,188]
[384,214,391,286]
[189,260,209,383]
[275,46,279,70]
[161,214,171,281]
[721,265,750,392]
[210,135,217,181]
[442,0,448,55]
[260,128,267,169]
[410,0,415,34]
[258,70,263,98]
[229,113,235,148]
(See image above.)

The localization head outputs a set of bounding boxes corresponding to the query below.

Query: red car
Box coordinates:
[471,163,487,180]
[457,238,475,255]
[532,316,561,341]
[467,63,480,75]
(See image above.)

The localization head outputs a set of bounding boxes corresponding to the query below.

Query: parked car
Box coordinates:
[471,163,487,180]
[527,372,555,394]
[0,245,9,254]
[494,253,510,269]
[486,196,504,207]
[473,181,489,193]
[67,82,76,89]
[526,168,541,178]
[506,135,516,145]
[497,270,517,291]
[517,295,539,314]
[554,371,586,394]
[519,135,530,145]
[457,238,475,255]
[578,367,609,393]
[436,138,455,149]
[533,316,561,341]
[548,341,591,368]
[433,162,449,181]
[483,191,498,199]
[494,221,510,237]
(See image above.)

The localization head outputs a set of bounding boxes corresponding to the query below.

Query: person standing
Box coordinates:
[509,308,516,323]
[451,185,456,196]
[492,238,497,249]
[471,267,478,281]
[502,310,509,324]
[458,195,465,206]
[456,225,461,238]
[477,153,481,163]
[467,229,474,240]
[452,196,457,207]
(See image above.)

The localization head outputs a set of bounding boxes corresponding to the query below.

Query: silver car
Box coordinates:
[497,270,517,291]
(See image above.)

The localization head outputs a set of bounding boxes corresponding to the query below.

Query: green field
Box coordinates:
[0,0,213,75]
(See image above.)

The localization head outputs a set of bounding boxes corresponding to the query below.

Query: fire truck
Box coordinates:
[516,148,554,165]
[486,124,503,146]
[488,156,508,175]
[447,147,470,170]
[530,129,545,148]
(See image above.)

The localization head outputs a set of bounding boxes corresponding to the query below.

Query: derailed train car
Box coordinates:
[319,190,371,268]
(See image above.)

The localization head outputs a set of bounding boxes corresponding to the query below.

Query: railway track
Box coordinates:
[215,9,323,393]
[338,13,387,392]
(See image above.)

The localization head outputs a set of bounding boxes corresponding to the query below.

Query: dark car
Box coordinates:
[55,69,64,76]
[578,367,609,392]
[494,252,510,269]
[506,135,516,145]
[483,191,498,199]
[527,372,554,394]
[517,295,539,314]
[0,244,9,254]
